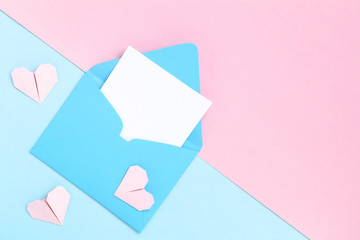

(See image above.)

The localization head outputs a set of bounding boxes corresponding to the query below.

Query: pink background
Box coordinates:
[2,1,360,239]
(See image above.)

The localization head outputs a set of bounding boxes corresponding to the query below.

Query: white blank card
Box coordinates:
[101,46,212,147]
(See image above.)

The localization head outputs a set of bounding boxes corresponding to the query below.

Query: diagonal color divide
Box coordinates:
[0,9,308,239]
[2,1,360,238]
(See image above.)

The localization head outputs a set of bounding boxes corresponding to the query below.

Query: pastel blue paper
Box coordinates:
[0,11,308,239]
[31,44,204,232]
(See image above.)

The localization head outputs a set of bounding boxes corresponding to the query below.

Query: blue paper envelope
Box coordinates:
[30,43,204,232]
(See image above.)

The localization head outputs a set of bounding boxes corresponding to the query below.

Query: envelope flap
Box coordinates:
[87,43,203,151]
[30,71,199,231]
[32,75,123,148]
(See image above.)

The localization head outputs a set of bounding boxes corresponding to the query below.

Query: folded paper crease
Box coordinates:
[11,64,57,103]
[114,166,154,211]
[27,186,70,225]
[30,44,204,232]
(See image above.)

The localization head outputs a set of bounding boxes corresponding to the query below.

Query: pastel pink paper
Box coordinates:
[35,64,58,103]
[114,166,154,211]
[27,200,61,225]
[27,186,70,225]
[11,64,58,103]
[3,1,360,239]
[11,68,39,103]
[45,186,70,224]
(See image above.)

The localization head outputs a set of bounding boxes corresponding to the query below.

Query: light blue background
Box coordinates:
[0,11,308,240]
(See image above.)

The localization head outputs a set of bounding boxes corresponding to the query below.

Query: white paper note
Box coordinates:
[101,46,212,147]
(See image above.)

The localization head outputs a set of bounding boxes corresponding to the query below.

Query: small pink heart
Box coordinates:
[11,64,58,103]
[27,186,70,225]
[114,166,154,211]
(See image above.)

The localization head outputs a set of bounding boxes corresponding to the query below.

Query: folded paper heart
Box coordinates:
[27,186,70,225]
[11,64,58,103]
[114,166,154,211]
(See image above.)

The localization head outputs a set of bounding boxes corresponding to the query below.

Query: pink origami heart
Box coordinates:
[11,64,58,103]
[114,166,154,211]
[27,186,70,225]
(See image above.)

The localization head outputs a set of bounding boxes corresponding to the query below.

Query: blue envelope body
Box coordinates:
[30,44,203,232]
